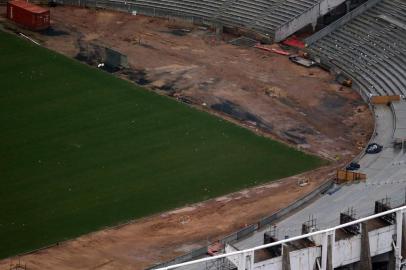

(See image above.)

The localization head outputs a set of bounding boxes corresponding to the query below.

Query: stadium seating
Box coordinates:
[131,0,320,38]
[308,0,406,98]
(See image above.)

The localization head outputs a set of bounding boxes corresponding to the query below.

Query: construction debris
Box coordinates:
[342,79,352,87]
[254,44,290,56]
[264,86,287,98]
[289,55,316,67]
[207,242,224,256]
[282,35,305,49]
[297,178,309,187]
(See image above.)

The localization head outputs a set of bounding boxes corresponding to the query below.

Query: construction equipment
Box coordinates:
[289,55,316,67]
[342,79,352,87]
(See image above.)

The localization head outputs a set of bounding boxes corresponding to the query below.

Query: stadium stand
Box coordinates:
[307,0,406,98]
[131,0,320,39]
[220,0,406,254]
[54,0,346,41]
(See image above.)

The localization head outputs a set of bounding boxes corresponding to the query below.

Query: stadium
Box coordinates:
[0,0,405,269]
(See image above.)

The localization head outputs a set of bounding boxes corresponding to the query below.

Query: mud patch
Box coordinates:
[322,93,347,109]
[139,43,156,50]
[168,29,191,36]
[75,39,104,66]
[124,69,151,85]
[160,83,177,92]
[100,65,121,73]
[282,130,307,145]
[211,100,272,132]
[177,96,194,104]
[198,78,220,91]
[211,101,259,122]
[288,125,316,135]
[281,125,315,145]
[41,27,69,36]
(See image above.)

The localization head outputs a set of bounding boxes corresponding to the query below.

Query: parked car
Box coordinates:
[346,162,360,171]
[366,143,383,154]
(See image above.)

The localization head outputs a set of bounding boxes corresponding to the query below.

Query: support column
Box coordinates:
[311,21,318,32]
[321,232,331,270]
[215,23,223,41]
[395,210,404,270]
[327,232,335,270]
[402,212,406,258]
[238,251,254,270]
[345,0,351,13]
[282,245,291,270]
[360,222,372,270]
[389,250,396,270]
[237,252,245,270]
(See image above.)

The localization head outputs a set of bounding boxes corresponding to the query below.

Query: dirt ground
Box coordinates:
[0,6,373,270]
[1,6,373,160]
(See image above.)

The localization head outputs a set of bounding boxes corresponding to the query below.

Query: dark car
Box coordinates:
[366,143,383,154]
[346,162,360,171]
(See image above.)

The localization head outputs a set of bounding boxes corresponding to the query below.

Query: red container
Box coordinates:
[6,0,50,31]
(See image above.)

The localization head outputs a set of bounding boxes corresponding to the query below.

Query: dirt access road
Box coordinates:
[0,6,373,270]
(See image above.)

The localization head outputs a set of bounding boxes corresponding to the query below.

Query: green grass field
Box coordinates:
[0,30,325,258]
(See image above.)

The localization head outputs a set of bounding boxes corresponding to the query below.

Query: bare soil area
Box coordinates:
[1,6,373,160]
[0,6,373,270]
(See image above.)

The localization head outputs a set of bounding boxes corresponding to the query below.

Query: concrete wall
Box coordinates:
[251,225,396,270]
[305,0,382,45]
[225,244,241,268]
[274,0,348,42]
[333,225,395,267]
[254,246,321,270]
